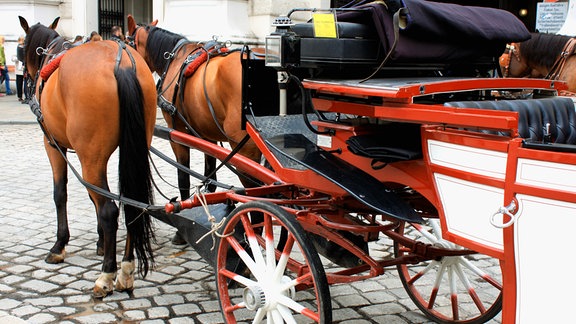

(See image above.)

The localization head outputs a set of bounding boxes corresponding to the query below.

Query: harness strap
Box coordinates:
[114,39,136,74]
[360,7,405,83]
[546,38,576,80]
[157,38,190,93]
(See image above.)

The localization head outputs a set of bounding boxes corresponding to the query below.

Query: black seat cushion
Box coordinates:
[444,97,576,144]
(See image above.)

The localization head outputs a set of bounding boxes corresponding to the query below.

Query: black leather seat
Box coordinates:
[444,97,576,144]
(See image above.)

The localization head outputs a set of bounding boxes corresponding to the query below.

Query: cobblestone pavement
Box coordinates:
[0,94,502,323]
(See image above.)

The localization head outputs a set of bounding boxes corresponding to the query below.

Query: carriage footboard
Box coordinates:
[251,115,423,223]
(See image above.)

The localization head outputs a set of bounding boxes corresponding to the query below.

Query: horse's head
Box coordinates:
[499,43,532,78]
[127,15,158,70]
[18,16,61,80]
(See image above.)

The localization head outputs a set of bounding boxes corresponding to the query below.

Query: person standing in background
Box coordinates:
[12,35,26,102]
[110,26,124,42]
[90,33,102,42]
[0,35,14,96]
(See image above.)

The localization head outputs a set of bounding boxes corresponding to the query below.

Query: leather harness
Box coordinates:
[546,37,576,80]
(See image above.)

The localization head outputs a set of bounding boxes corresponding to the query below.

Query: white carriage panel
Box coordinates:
[516,158,576,193]
[427,140,507,179]
[434,174,504,251]
[514,194,576,324]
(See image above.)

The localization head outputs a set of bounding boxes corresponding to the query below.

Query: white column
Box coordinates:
[152,0,165,26]
[64,0,98,40]
[558,0,576,36]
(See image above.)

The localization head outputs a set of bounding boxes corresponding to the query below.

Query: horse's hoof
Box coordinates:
[115,261,135,292]
[171,231,188,246]
[96,246,104,256]
[45,251,65,264]
[94,272,116,298]
[92,286,113,299]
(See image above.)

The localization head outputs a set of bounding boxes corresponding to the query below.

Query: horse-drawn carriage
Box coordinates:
[20,1,576,323]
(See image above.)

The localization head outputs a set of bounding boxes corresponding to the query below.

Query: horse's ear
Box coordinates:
[19,16,29,34]
[127,14,136,34]
[151,19,158,27]
[49,17,60,30]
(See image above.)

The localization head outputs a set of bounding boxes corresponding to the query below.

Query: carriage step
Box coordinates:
[265,133,423,223]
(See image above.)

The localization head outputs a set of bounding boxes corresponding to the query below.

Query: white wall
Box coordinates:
[558,0,576,36]
[0,0,61,69]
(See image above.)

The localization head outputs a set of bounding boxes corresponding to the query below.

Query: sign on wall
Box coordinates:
[536,2,569,33]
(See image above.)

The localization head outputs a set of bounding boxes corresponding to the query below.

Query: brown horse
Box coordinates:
[19,16,157,297]
[126,16,262,214]
[500,32,576,93]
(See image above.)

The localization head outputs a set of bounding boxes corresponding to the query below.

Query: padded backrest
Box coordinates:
[444,97,576,144]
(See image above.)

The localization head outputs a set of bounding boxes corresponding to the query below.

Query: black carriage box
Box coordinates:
[291,22,382,70]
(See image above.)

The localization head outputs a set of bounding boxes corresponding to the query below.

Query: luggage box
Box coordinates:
[291,22,381,70]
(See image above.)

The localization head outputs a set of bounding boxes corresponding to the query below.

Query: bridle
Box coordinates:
[126,25,143,50]
[500,43,523,77]
[546,37,576,80]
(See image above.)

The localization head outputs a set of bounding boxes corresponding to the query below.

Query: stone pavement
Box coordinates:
[0,94,502,323]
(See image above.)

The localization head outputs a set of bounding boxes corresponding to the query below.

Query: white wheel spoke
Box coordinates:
[448,265,457,296]
[276,293,306,313]
[454,262,473,291]
[429,219,443,241]
[274,236,295,282]
[271,309,283,323]
[253,308,265,324]
[246,229,266,272]
[265,216,276,273]
[229,272,257,288]
[227,236,263,280]
[278,304,298,324]
[433,261,447,291]
[412,222,438,243]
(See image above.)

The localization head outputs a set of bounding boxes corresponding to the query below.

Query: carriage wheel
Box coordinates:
[215,201,332,323]
[394,218,503,324]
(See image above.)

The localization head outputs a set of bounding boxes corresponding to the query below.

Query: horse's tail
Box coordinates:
[115,67,155,277]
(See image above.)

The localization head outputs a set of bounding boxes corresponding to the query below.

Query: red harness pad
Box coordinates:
[40,54,64,81]
[183,51,208,78]
[183,46,229,78]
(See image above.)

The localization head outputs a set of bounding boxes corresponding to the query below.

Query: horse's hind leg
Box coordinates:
[82,166,119,298]
[92,196,119,298]
[45,141,70,264]
[116,238,135,292]
[88,194,105,256]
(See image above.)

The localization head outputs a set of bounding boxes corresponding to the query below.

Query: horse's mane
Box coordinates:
[146,26,187,72]
[24,22,62,74]
[520,33,573,69]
